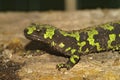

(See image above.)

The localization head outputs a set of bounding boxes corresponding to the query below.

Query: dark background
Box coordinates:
[0,0,120,11]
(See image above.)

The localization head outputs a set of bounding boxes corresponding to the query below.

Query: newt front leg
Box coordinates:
[56,54,80,70]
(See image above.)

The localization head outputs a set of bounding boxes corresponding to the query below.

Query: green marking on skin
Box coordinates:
[59,42,65,48]
[87,29,102,51]
[101,24,114,31]
[77,41,86,52]
[44,27,55,39]
[65,47,71,52]
[27,26,36,34]
[71,49,76,54]
[57,64,63,67]
[36,50,41,53]
[113,45,120,51]
[107,34,116,48]
[60,31,80,41]
[70,55,79,64]
[119,34,120,37]
[85,48,89,53]
[51,41,56,46]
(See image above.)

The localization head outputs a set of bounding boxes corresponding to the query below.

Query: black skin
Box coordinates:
[24,22,120,70]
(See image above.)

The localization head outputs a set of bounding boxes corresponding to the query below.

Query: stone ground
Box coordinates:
[0,9,120,80]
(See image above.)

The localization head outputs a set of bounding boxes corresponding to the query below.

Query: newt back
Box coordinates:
[24,22,120,70]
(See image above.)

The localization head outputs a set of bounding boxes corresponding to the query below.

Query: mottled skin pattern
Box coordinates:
[24,22,120,70]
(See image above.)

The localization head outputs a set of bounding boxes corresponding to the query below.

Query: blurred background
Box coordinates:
[0,0,120,11]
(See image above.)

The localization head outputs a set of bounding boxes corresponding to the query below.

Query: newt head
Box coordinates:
[24,23,56,42]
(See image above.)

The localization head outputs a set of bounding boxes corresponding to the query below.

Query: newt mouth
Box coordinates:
[24,28,43,41]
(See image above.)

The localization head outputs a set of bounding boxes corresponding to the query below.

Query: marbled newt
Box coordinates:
[24,22,120,70]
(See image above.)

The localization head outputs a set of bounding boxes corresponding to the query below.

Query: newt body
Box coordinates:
[24,22,120,70]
